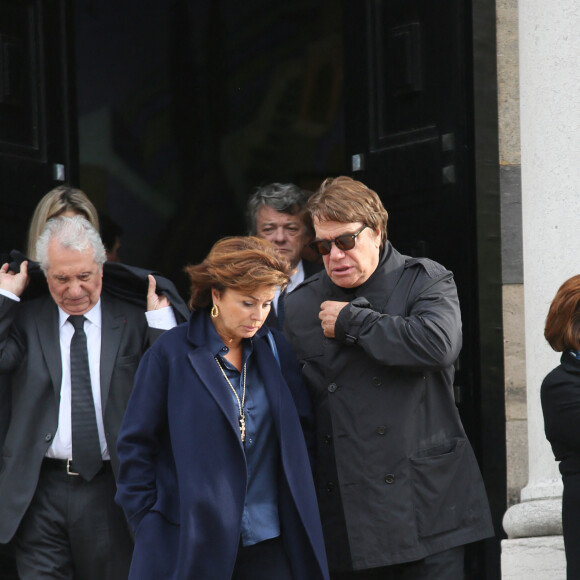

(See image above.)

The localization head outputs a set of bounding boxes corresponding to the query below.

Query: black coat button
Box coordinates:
[326,481,335,492]
[376,426,387,435]
[384,474,395,484]
[44,433,52,442]
[372,377,382,386]
[324,434,332,445]
[328,383,338,393]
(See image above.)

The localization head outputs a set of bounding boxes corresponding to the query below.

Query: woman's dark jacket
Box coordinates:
[541,352,580,477]
[115,309,329,580]
[284,242,494,571]
[541,352,580,579]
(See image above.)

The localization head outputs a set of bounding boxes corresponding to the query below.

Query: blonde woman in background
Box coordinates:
[25,186,100,260]
[7,184,189,319]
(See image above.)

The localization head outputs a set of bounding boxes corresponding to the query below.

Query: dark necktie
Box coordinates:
[277,287,287,330]
[69,315,102,481]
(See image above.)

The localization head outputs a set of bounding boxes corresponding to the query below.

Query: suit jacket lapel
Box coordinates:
[36,298,62,402]
[100,294,125,411]
[187,348,243,446]
[185,311,246,446]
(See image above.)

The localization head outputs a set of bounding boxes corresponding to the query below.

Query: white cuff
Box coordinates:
[0,288,20,302]
[145,306,177,330]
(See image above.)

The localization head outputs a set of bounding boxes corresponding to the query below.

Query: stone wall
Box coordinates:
[496,0,527,509]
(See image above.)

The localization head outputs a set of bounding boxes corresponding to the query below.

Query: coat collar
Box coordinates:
[46,292,127,411]
[185,307,269,347]
[35,296,62,402]
[99,292,128,410]
[34,292,135,410]
[560,351,580,373]
[184,310,277,447]
[319,241,407,309]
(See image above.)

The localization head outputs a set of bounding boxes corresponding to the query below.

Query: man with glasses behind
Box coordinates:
[284,176,493,579]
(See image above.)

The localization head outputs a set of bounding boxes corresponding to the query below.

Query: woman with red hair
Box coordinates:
[541,274,580,579]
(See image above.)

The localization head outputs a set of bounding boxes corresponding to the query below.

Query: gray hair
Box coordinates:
[246,182,313,235]
[36,215,107,274]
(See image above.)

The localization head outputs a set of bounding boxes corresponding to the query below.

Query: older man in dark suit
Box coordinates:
[0,216,176,579]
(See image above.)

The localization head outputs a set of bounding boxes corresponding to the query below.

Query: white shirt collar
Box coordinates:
[58,299,102,329]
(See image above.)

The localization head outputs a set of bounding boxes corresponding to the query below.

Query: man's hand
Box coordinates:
[319,300,348,338]
[146,274,171,311]
[0,261,29,297]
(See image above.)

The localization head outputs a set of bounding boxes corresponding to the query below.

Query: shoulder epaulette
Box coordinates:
[404,257,449,279]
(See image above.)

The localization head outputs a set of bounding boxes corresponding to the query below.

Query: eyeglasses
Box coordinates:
[309,224,368,256]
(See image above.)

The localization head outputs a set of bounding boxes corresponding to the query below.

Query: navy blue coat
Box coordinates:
[115,309,329,580]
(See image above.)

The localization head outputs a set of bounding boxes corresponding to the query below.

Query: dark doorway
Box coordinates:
[342,0,504,578]
[0,0,78,256]
[0,2,347,575]
[74,0,347,296]
[0,0,504,578]
[0,1,77,576]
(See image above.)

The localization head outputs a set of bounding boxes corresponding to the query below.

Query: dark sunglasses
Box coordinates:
[309,224,368,256]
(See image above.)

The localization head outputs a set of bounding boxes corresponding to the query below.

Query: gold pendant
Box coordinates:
[239,417,246,443]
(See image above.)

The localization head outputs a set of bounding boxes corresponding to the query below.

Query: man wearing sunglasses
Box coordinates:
[284,176,493,579]
[247,182,322,329]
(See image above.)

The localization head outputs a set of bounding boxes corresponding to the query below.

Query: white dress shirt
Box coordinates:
[273,259,305,315]
[48,302,106,460]
[47,301,175,460]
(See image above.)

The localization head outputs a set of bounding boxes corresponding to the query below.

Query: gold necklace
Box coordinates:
[215,357,246,443]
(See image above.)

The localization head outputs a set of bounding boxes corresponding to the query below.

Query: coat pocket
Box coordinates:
[116,353,140,366]
[409,437,468,537]
[131,510,180,580]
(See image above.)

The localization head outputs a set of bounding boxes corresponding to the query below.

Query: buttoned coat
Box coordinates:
[284,242,494,571]
[0,291,162,544]
[115,310,329,580]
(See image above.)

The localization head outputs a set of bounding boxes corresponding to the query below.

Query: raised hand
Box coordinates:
[0,261,29,297]
[146,274,171,311]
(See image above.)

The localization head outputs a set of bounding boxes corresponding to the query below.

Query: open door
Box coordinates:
[343,0,473,272]
[343,0,503,577]
[0,0,78,254]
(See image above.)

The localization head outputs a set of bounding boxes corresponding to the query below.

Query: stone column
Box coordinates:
[501,0,580,577]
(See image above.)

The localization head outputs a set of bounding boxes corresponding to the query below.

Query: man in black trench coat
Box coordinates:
[284,176,494,579]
